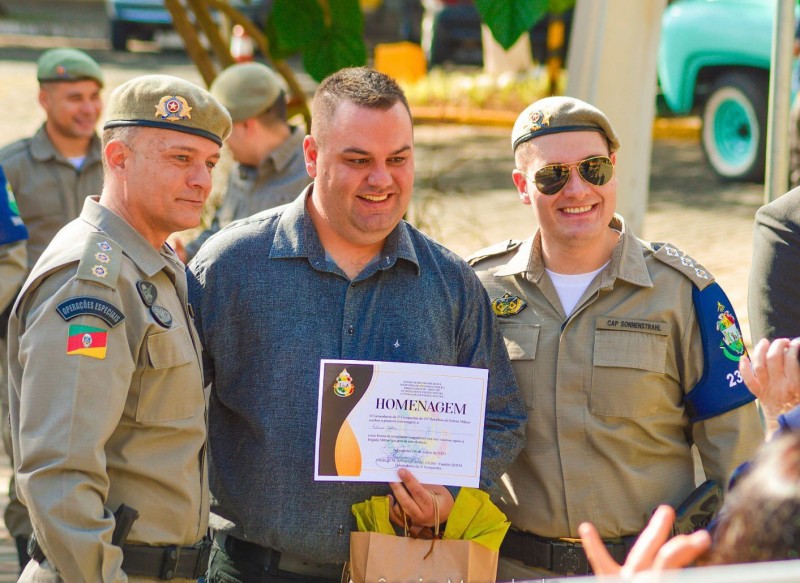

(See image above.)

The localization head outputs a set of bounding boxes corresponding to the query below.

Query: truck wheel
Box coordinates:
[110,19,129,52]
[701,72,768,182]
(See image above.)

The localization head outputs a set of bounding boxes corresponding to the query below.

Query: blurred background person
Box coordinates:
[175,62,311,262]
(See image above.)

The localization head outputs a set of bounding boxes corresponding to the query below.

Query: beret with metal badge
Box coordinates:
[103,74,232,146]
[511,95,620,153]
[37,48,104,87]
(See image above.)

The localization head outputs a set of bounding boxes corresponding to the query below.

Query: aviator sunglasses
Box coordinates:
[520,155,615,195]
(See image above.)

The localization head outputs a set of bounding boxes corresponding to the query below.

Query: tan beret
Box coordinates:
[210,62,284,122]
[37,48,103,87]
[103,74,232,146]
[512,96,620,153]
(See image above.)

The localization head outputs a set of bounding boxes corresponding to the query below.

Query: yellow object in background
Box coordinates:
[360,0,383,12]
[374,42,427,84]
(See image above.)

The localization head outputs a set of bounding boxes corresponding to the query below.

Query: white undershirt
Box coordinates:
[545,262,609,316]
[68,156,86,170]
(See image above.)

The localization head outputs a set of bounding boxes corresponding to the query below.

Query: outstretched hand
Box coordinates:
[388,468,455,531]
[740,337,800,437]
[578,505,711,577]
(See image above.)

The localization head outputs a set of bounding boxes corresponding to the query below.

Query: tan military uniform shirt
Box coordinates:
[0,125,103,269]
[0,241,26,312]
[471,216,763,540]
[8,198,208,582]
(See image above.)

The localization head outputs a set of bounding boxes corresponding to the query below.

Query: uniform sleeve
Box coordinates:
[680,299,764,487]
[0,241,26,312]
[748,196,800,342]
[457,270,526,490]
[14,273,135,583]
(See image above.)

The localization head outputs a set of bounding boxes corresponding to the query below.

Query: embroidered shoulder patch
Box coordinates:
[77,233,123,288]
[56,296,125,328]
[66,324,108,360]
[651,242,714,290]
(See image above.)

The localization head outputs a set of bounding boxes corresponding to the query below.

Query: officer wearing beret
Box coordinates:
[0,47,105,568]
[468,96,764,579]
[176,62,311,262]
[8,74,231,582]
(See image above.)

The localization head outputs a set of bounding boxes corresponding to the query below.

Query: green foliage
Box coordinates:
[475,0,575,50]
[265,0,367,81]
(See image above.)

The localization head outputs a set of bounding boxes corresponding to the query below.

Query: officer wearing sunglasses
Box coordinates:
[468,96,764,580]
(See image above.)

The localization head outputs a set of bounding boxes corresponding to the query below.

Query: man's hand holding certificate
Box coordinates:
[315,360,488,488]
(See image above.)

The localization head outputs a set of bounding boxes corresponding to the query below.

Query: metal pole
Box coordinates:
[765,0,795,203]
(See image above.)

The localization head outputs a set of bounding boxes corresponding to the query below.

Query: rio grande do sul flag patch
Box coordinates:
[66,324,108,359]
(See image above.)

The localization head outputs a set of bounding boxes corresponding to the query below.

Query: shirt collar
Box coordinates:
[269,126,305,174]
[270,184,420,275]
[31,124,102,166]
[494,214,652,289]
[80,196,173,277]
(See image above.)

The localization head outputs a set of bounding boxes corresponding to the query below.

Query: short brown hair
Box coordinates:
[311,67,411,140]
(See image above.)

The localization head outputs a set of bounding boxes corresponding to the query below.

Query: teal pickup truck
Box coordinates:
[658,0,794,182]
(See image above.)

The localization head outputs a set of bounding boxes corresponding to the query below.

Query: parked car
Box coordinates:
[658,0,795,182]
[105,0,271,51]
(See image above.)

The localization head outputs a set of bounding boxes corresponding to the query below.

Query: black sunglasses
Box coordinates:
[521,155,615,195]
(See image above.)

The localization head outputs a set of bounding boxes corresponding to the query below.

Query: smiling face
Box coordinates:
[103,127,221,248]
[513,130,617,253]
[304,100,414,253]
[39,79,102,140]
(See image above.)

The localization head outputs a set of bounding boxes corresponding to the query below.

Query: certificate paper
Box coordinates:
[314,359,488,488]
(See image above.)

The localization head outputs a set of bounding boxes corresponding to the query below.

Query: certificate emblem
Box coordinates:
[333,368,355,397]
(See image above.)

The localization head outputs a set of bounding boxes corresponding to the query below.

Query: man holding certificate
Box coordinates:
[188,67,526,583]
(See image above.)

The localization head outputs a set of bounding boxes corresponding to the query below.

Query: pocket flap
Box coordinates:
[593,329,667,374]
[500,324,540,361]
[146,326,195,369]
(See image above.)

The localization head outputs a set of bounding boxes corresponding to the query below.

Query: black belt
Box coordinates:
[122,539,212,580]
[30,533,211,580]
[218,533,342,582]
[500,528,637,575]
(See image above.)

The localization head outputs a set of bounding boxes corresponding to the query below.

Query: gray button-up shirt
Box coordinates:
[188,188,526,564]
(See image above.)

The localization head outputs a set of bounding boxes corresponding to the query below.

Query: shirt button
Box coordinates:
[348,325,355,335]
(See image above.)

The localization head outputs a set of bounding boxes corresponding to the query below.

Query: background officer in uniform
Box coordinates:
[188,67,525,582]
[0,47,104,270]
[748,186,800,343]
[0,167,28,313]
[0,48,104,567]
[469,96,763,580]
[8,74,230,582]
[175,61,311,262]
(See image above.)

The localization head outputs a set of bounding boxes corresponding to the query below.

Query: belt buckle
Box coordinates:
[551,540,588,575]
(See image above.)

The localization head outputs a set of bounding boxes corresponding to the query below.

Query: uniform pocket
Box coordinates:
[136,325,202,423]
[500,323,539,410]
[590,328,668,418]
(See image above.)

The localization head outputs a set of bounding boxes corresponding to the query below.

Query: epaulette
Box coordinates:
[651,242,714,290]
[466,240,522,266]
[76,233,123,289]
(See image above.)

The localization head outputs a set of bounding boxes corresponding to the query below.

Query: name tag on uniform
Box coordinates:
[596,317,671,336]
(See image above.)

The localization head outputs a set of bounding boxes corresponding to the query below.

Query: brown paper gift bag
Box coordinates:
[348,531,499,583]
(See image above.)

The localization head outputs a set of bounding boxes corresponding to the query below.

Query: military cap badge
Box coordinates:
[155,95,192,122]
[527,109,551,133]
